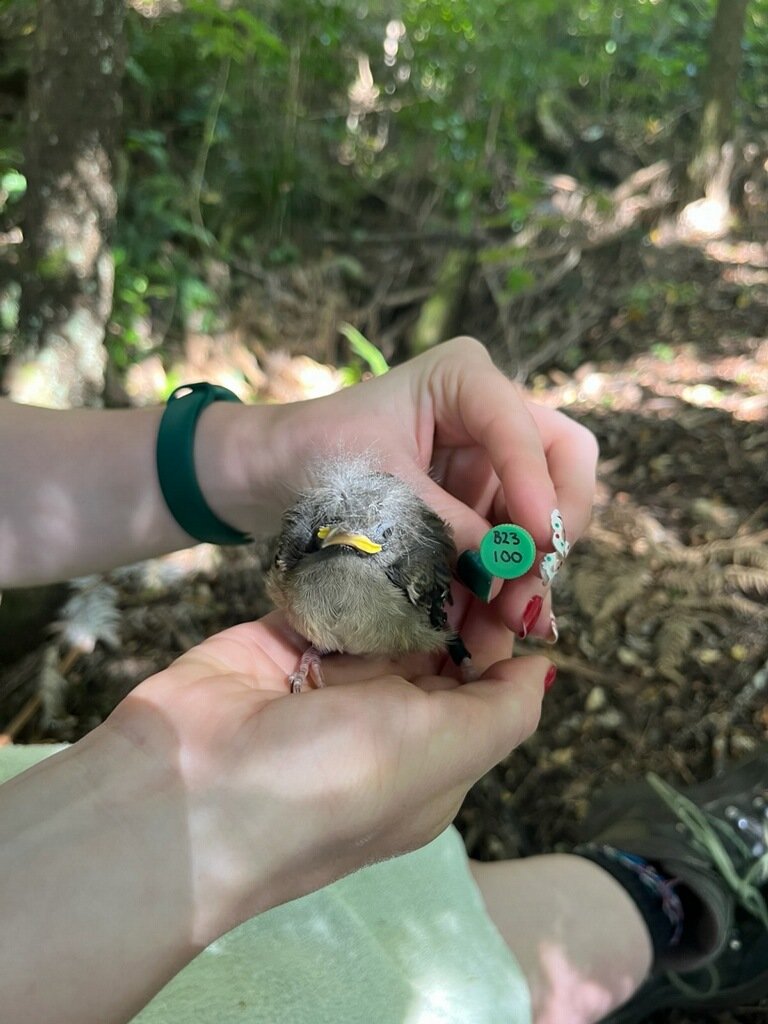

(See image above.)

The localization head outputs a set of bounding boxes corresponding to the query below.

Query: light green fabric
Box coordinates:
[0,745,532,1024]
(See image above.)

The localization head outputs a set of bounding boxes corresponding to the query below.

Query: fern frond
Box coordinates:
[723,565,768,596]
[659,566,727,595]
[593,571,651,625]
[594,618,621,651]
[731,547,768,571]
[656,615,697,684]
[624,601,667,639]
[677,593,768,619]
[573,569,615,618]
[658,533,768,566]
[656,546,709,566]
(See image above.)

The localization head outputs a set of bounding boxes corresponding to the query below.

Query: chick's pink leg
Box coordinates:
[289,646,326,693]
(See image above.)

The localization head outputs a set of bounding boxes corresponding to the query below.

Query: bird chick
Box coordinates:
[266,458,470,692]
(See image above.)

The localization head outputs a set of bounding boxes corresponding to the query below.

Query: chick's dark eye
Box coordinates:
[305,528,323,553]
[381,527,393,541]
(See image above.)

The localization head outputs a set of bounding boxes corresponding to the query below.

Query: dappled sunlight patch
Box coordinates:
[127,0,181,15]
[125,329,344,407]
[705,239,768,268]
[537,940,636,1024]
[251,349,343,404]
[721,264,768,289]
[535,331,768,422]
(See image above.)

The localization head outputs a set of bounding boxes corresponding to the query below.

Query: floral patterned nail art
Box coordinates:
[540,510,570,585]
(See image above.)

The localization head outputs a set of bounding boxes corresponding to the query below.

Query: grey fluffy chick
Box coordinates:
[266,459,470,692]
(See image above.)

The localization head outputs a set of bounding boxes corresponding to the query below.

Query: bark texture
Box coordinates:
[5,0,126,407]
[685,0,750,202]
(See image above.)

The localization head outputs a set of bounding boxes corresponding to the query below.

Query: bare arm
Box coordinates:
[0,725,201,1024]
[1,339,598,640]
[0,398,285,586]
[0,614,549,1024]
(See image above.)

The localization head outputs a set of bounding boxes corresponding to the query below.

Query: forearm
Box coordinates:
[0,727,204,1024]
[0,398,287,585]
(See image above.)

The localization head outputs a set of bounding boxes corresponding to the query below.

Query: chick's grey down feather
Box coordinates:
[266,459,458,658]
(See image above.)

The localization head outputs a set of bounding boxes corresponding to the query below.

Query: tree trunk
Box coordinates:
[408,250,474,357]
[4,0,126,407]
[685,0,750,203]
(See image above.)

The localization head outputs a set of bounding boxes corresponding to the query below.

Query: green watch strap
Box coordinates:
[156,382,253,546]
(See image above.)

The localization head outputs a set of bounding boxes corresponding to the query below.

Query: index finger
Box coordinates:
[424,338,560,551]
[523,400,599,544]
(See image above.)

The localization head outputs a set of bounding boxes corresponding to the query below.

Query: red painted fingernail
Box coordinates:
[518,595,544,639]
[544,664,557,693]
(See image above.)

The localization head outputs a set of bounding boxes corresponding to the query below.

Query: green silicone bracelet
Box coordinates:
[156,382,253,546]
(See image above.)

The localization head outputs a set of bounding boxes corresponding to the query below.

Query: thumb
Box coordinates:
[416,473,490,555]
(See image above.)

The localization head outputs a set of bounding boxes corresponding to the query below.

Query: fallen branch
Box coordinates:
[319,229,485,248]
[518,308,603,379]
[0,694,41,746]
[540,649,633,687]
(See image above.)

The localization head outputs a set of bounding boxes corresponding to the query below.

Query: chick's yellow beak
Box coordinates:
[317,524,382,555]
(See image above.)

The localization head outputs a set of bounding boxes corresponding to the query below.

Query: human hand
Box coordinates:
[259,337,598,641]
[106,611,552,945]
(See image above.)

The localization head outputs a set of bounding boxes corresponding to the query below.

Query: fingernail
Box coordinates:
[456,550,494,603]
[540,509,571,586]
[518,595,544,639]
[544,664,557,693]
[546,614,559,645]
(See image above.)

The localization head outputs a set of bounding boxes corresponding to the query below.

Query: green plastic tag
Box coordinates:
[479,524,536,580]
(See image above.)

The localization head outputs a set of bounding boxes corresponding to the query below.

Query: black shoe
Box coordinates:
[577,752,768,1023]
[602,910,768,1023]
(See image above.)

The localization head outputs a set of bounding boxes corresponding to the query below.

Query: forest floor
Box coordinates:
[2,212,768,1023]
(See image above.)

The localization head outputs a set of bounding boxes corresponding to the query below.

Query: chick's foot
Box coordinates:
[289,646,326,694]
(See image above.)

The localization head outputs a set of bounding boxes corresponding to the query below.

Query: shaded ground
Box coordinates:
[2,223,768,1023]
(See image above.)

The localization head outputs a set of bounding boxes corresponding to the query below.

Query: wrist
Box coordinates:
[104,678,284,945]
[192,399,288,538]
[75,722,204,943]
[107,667,375,943]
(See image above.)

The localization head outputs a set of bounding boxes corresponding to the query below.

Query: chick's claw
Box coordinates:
[290,646,326,694]
[460,657,479,684]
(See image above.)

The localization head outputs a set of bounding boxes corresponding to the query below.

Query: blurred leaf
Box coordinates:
[505,267,536,294]
[651,343,676,362]
[1,170,26,201]
[339,323,389,376]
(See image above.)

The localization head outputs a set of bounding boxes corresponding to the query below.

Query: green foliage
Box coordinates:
[3,0,767,365]
[108,0,766,353]
[622,278,704,320]
[36,247,70,280]
[0,282,19,334]
[183,0,284,62]
[0,169,26,208]
[339,322,390,377]
[651,342,676,362]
